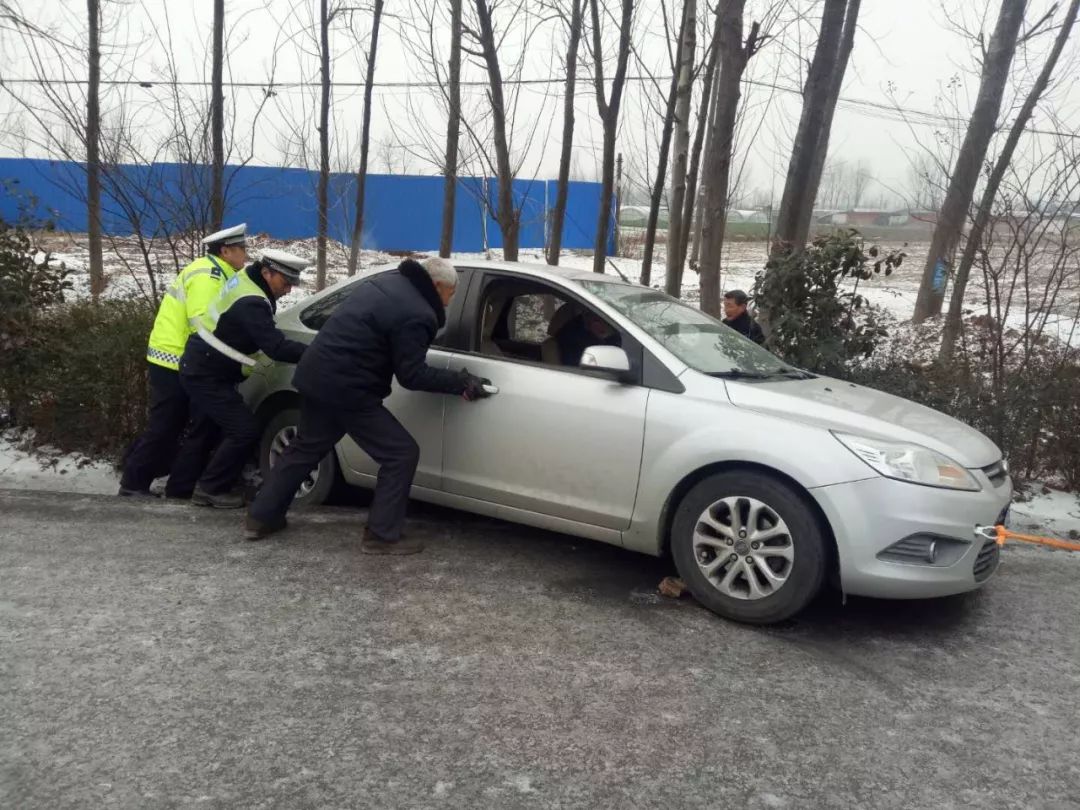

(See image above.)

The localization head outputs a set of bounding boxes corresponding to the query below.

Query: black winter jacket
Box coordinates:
[292,259,467,406]
[722,311,765,345]
[180,264,307,383]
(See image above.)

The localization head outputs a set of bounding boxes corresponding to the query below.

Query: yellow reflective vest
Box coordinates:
[145,255,237,370]
[194,269,270,377]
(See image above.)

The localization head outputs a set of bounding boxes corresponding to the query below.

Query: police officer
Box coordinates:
[119,223,248,499]
[246,257,491,552]
[179,249,311,509]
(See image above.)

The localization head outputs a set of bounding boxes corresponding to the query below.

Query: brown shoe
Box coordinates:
[360,527,424,555]
[244,514,287,541]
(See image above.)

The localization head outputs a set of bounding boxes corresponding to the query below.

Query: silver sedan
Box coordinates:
[241,261,1011,624]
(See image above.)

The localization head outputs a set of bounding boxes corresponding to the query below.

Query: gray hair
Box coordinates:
[422,256,457,287]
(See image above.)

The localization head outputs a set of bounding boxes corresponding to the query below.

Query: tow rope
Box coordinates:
[974,524,1080,552]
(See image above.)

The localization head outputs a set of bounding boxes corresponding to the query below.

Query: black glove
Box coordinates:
[460,368,492,401]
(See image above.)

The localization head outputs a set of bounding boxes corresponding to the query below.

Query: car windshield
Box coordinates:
[580,280,811,380]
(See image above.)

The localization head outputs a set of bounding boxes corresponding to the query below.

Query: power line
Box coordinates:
[2,73,1078,140]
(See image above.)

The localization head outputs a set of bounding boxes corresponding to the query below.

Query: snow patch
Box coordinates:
[0,430,119,495]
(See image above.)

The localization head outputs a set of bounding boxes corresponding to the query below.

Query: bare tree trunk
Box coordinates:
[439,0,463,259]
[690,58,722,270]
[698,2,761,316]
[663,0,696,293]
[771,0,858,253]
[86,0,104,302]
[668,0,721,297]
[589,0,635,274]
[639,3,689,285]
[316,0,331,290]
[615,152,623,254]
[474,0,519,261]
[635,15,683,283]
[913,0,1027,322]
[802,0,860,232]
[211,0,225,230]
[548,0,584,266]
[347,0,384,276]
[941,0,1079,357]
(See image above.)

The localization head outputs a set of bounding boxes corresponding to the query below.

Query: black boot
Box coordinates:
[192,485,243,509]
[118,487,159,499]
[359,527,424,555]
[244,513,287,541]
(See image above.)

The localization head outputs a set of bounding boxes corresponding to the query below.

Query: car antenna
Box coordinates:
[605,256,631,284]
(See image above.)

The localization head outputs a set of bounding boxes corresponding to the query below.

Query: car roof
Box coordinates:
[451,259,639,289]
[304,258,640,303]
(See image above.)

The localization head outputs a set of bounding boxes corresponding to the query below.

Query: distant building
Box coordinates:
[617,205,668,229]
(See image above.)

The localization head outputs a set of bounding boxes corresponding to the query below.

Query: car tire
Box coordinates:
[258,407,337,508]
[671,471,827,625]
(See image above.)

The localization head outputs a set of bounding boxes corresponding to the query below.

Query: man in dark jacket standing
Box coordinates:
[180,249,311,509]
[246,257,491,553]
[722,289,765,345]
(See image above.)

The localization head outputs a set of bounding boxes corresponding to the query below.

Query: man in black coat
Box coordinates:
[246,257,491,553]
[180,249,311,509]
[722,289,765,345]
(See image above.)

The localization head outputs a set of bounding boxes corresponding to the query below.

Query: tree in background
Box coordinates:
[637,0,691,286]
[696,0,763,315]
[661,0,696,291]
[941,0,1080,358]
[464,0,523,261]
[666,1,721,297]
[346,0,384,276]
[546,0,584,266]
[771,0,861,254]
[439,0,463,259]
[316,0,332,289]
[912,0,1027,322]
[587,0,635,273]
[85,0,104,301]
[210,0,224,230]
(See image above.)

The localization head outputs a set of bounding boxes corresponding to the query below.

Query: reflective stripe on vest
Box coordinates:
[195,271,267,368]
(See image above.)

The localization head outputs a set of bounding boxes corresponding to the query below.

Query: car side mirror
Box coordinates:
[580,346,632,380]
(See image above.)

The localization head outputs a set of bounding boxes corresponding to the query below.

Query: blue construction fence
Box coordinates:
[0,157,614,254]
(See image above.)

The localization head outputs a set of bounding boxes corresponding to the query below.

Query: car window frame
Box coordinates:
[433,266,476,349]
[453,269,645,385]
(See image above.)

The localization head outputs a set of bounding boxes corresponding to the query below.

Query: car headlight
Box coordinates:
[832,432,980,491]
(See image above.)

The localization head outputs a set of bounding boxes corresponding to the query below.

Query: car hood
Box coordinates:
[722,374,1001,468]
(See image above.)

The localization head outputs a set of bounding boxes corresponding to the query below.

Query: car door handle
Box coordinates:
[482,383,499,396]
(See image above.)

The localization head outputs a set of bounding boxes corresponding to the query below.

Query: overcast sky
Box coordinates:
[2,0,1078,207]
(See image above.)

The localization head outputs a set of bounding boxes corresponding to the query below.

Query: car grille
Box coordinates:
[981,460,1009,488]
[973,539,1001,582]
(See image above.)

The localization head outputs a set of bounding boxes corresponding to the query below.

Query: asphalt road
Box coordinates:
[2,489,1078,809]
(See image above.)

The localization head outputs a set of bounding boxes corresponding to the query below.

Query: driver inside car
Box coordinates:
[556,310,622,367]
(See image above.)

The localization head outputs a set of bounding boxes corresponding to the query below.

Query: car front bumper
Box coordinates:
[811,474,1012,599]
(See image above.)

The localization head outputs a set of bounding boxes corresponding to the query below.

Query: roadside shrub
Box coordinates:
[753,230,903,375]
[1,180,156,460]
[0,181,72,426]
[6,299,155,459]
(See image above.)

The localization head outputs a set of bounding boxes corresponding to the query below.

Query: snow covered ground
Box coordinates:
[0,430,118,495]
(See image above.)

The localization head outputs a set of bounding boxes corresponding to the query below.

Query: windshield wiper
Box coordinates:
[770,367,817,380]
[707,368,772,380]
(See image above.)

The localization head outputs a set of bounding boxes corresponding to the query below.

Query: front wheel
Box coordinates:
[671,471,827,624]
[258,408,337,508]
